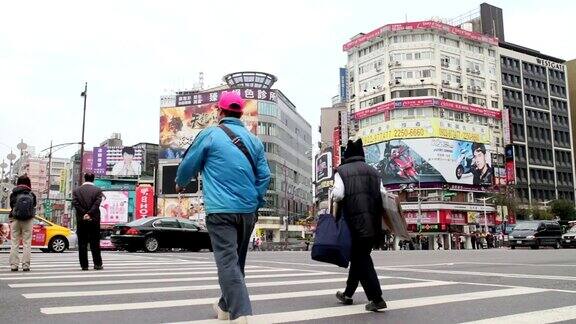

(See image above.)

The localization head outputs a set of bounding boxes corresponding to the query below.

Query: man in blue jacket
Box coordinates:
[176,91,271,323]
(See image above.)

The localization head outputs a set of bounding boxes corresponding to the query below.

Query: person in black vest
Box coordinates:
[72,173,104,271]
[332,139,387,312]
[9,175,37,272]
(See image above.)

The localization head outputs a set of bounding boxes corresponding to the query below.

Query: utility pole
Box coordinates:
[79,82,88,186]
[46,140,53,202]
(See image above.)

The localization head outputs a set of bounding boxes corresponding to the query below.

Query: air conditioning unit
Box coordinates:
[475,86,482,91]
[395,61,401,66]
[388,62,393,67]
[494,93,500,98]
[442,80,450,85]
[441,61,449,67]
[466,68,472,73]
[474,69,481,74]
[467,85,473,90]
[388,81,393,86]
[457,66,461,71]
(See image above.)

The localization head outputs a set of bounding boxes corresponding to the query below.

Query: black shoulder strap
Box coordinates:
[218,124,258,176]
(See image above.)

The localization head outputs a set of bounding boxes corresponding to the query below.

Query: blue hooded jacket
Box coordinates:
[176,117,271,214]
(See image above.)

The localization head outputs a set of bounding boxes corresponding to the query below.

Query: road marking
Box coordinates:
[1,268,293,281]
[39,281,454,314]
[0,261,209,269]
[459,305,576,324]
[23,275,409,299]
[10,272,337,288]
[376,266,576,281]
[0,265,238,277]
[172,287,546,324]
[459,261,576,268]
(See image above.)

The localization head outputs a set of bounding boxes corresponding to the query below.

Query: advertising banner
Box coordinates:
[343,20,498,51]
[100,191,129,225]
[333,127,341,168]
[92,146,143,177]
[135,185,154,219]
[502,108,511,145]
[339,68,348,102]
[159,100,258,159]
[365,138,493,186]
[59,169,68,194]
[82,151,93,174]
[315,152,333,182]
[175,88,276,107]
[4,223,47,247]
[353,98,501,121]
[403,211,439,224]
[362,118,491,145]
[506,160,516,184]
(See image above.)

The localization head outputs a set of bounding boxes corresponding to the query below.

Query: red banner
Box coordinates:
[343,20,498,51]
[6,224,46,246]
[135,185,155,219]
[333,127,341,168]
[353,98,501,121]
[440,210,468,225]
[506,160,516,184]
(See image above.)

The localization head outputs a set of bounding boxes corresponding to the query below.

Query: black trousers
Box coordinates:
[77,223,102,269]
[344,237,383,302]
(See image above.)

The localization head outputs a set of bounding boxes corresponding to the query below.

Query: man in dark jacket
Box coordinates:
[9,175,37,271]
[72,173,104,271]
[333,139,387,311]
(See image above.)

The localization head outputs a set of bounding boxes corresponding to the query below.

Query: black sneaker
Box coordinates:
[94,266,104,271]
[365,300,387,312]
[22,268,30,272]
[10,268,18,272]
[336,291,353,305]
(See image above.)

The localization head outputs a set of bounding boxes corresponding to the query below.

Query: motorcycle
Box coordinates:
[386,146,419,182]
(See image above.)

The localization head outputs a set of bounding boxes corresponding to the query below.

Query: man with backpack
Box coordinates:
[176,91,271,324]
[9,175,37,272]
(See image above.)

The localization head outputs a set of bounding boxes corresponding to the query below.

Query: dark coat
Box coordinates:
[337,156,383,238]
[9,185,37,219]
[72,183,103,226]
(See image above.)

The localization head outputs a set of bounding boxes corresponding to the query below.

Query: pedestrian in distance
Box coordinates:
[72,172,104,271]
[8,175,37,272]
[176,91,271,324]
[332,139,388,312]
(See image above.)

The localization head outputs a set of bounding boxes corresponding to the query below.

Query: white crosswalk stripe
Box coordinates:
[1,252,575,324]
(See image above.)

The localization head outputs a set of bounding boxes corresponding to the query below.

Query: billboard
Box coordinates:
[362,118,491,145]
[156,196,205,221]
[159,100,258,159]
[315,152,333,182]
[365,138,493,186]
[100,191,129,225]
[92,146,143,176]
[333,127,341,168]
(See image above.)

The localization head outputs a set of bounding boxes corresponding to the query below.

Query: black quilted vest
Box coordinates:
[336,156,383,238]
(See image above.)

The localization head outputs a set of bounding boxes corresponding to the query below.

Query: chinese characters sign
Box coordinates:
[175,88,277,107]
[92,147,108,175]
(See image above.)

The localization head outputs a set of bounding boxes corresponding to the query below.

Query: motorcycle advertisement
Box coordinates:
[365,138,493,186]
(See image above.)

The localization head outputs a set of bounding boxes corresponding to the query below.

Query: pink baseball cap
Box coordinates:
[218,91,245,112]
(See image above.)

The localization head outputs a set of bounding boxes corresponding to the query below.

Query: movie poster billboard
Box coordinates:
[92,146,143,176]
[100,191,129,225]
[160,90,262,159]
[365,138,493,186]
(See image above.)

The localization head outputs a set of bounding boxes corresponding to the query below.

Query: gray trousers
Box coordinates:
[206,213,257,320]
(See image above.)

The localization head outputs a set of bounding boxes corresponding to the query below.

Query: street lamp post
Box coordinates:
[477,197,496,233]
[79,82,88,185]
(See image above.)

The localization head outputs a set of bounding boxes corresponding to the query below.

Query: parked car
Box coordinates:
[111,216,212,252]
[509,220,562,249]
[0,208,77,253]
[561,225,576,248]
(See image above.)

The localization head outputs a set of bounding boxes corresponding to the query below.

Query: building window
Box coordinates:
[391,88,437,99]
[442,91,463,101]
[439,36,459,47]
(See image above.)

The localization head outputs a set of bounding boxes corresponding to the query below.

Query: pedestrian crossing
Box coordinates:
[1,252,575,324]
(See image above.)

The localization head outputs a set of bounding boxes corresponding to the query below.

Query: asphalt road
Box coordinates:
[1,248,575,323]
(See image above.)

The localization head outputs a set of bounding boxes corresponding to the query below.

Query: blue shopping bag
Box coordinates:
[311,213,351,268]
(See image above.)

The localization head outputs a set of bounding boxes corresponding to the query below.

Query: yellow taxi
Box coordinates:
[0,208,77,253]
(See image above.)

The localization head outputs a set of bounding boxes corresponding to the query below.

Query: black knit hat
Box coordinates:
[343,139,365,159]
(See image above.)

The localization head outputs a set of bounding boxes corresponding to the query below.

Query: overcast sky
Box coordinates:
[1,0,575,162]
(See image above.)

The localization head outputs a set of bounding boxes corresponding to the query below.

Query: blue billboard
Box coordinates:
[339,68,348,102]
